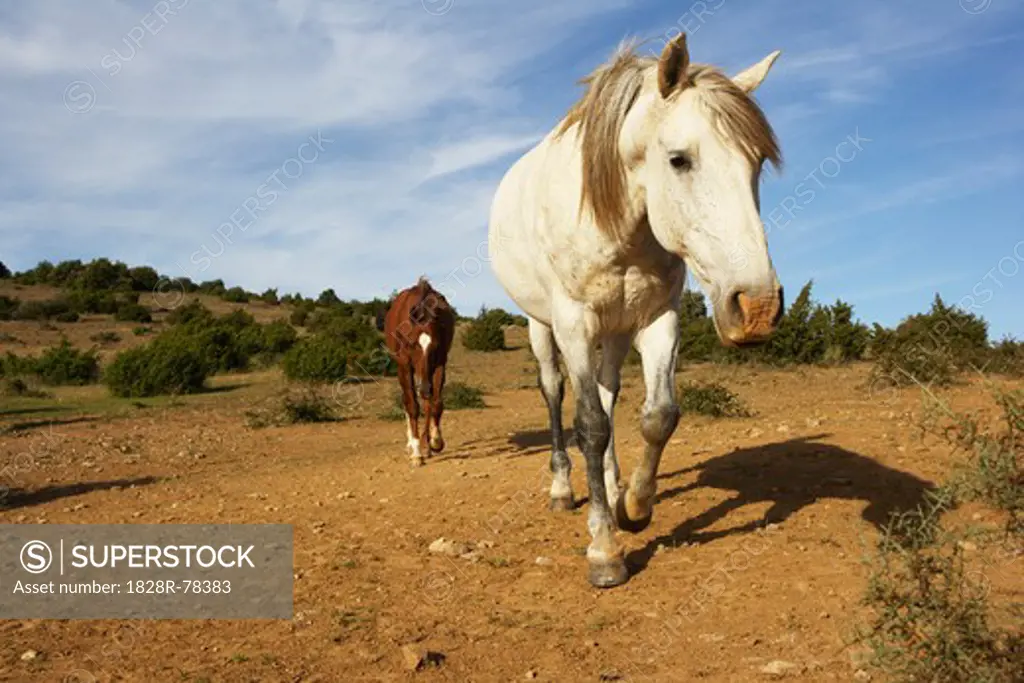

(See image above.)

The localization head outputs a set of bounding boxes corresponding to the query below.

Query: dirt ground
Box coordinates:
[1,312,1021,682]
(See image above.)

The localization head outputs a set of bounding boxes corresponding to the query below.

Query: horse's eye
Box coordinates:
[669,153,691,171]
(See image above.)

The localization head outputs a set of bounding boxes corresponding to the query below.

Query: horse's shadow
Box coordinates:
[626,435,936,574]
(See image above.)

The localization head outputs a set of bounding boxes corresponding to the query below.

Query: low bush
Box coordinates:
[32,339,100,385]
[858,386,1024,683]
[0,377,51,398]
[114,302,153,323]
[89,331,122,344]
[104,337,208,397]
[677,381,752,418]
[462,309,506,352]
[444,381,485,409]
[281,335,348,382]
[869,295,990,388]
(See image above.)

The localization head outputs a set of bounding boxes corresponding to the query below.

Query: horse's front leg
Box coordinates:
[398,363,425,466]
[616,308,681,532]
[417,366,434,460]
[554,307,628,588]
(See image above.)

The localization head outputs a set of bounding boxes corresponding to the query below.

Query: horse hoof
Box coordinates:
[548,495,575,512]
[410,456,425,467]
[430,438,445,452]
[587,558,629,588]
[615,494,652,533]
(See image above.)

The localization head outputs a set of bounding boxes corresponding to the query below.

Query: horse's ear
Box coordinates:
[732,50,781,93]
[657,33,690,99]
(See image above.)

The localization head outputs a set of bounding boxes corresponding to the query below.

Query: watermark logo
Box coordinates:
[960,0,992,14]
[20,540,53,574]
[422,0,455,15]
[63,81,97,114]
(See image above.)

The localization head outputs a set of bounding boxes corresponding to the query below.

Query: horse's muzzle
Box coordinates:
[715,285,784,346]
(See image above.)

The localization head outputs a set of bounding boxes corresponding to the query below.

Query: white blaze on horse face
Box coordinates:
[418,333,431,355]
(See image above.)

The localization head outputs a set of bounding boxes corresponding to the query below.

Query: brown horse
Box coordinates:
[382,277,456,466]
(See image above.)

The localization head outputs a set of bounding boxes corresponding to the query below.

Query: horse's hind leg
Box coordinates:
[528,318,573,511]
[598,335,630,514]
[616,308,681,532]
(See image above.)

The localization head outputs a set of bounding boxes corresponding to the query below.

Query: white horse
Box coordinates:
[487,34,785,588]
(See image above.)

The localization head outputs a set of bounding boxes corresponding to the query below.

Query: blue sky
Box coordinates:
[1,0,1023,337]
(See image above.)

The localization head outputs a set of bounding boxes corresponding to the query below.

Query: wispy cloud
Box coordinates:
[421,132,544,182]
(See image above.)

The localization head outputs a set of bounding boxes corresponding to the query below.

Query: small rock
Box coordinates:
[401,645,424,671]
[477,540,495,549]
[776,424,790,434]
[337,492,354,500]
[760,660,797,676]
[20,650,37,661]
[429,538,470,557]
[525,671,537,680]
[958,541,978,552]
[854,670,871,681]
[378,498,389,504]
[535,556,554,567]
[805,418,821,428]
[586,640,599,648]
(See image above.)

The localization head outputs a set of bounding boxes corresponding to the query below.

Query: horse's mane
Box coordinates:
[409,276,450,325]
[556,39,782,240]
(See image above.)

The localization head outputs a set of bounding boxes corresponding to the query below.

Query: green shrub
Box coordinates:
[104,337,208,397]
[132,326,154,336]
[260,288,280,305]
[378,391,407,421]
[462,309,506,352]
[0,261,10,278]
[245,386,340,427]
[222,286,250,303]
[0,352,36,378]
[290,305,313,327]
[90,331,121,344]
[55,311,80,323]
[281,335,349,382]
[0,377,50,398]
[0,295,18,320]
[12,299,72,321]
[198,279,227,296]
[114,302,153,323]
[33,339,100,385]
[444,381,485,409]
[870,295,990,388]
[987,338,1024,377]
[677,381,751,418]
[64,290,119,315]
[921,387,1023,533]
[281,387,339,423]
[165,299,214,326]
[307,313,395,376]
